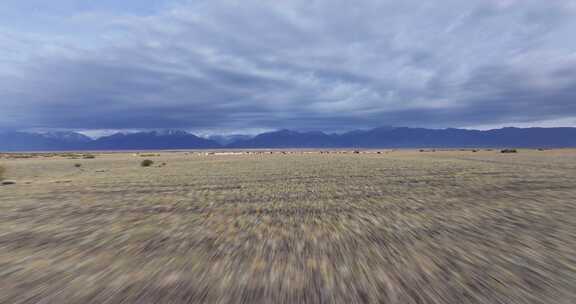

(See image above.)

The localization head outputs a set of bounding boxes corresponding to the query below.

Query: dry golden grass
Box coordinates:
[0,149,575,303]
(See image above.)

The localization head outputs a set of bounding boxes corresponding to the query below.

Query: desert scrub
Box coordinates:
[141,159,154,167]
[1,151,575,303]
[0,164,5,181]
[501,149,518,153]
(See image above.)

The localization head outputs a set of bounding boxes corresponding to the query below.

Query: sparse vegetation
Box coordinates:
[501,148,518,153]
[0,164,5,181]
[74,163,82,168]
[140,159,154,167]
[0,150,574,303]
[140,153,161,157]
[82,154,96,159]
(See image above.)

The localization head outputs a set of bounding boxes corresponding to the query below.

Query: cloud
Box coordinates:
[2,0,576,132]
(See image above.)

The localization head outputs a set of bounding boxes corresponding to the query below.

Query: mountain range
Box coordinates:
[1,127,576,151]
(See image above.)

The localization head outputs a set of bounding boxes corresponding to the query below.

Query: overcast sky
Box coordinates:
[2,0,576,134]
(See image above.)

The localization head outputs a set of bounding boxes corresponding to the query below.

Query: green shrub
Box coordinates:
[141,159,154,167]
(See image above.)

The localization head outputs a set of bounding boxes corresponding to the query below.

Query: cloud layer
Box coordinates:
[2,0,576,132]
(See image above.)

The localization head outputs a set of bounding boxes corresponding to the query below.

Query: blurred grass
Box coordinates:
[0,150,575,303]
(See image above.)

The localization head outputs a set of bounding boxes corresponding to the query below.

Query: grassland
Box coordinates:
[0,150,575,303]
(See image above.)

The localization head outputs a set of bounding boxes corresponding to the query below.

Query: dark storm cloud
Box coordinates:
[2,0,576,132]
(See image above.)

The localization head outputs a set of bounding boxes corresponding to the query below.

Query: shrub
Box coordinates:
[0,165,5,181]
[141,159,154,167]
[74,163,82,168]
[501,149,518,153]
[83,154,96,159]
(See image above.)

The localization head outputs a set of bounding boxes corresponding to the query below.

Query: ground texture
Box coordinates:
[0,150,575,303]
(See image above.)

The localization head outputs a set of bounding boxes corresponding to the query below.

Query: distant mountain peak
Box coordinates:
[207,134,254,145]
[272,129,298,135]
[2,127,576,151]
[40,131,92,143]
[151,130,190,136]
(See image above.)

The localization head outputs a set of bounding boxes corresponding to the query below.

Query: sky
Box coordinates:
[2,0,576,135]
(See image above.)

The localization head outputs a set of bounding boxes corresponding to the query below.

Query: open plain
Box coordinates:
[0,149,575,303]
